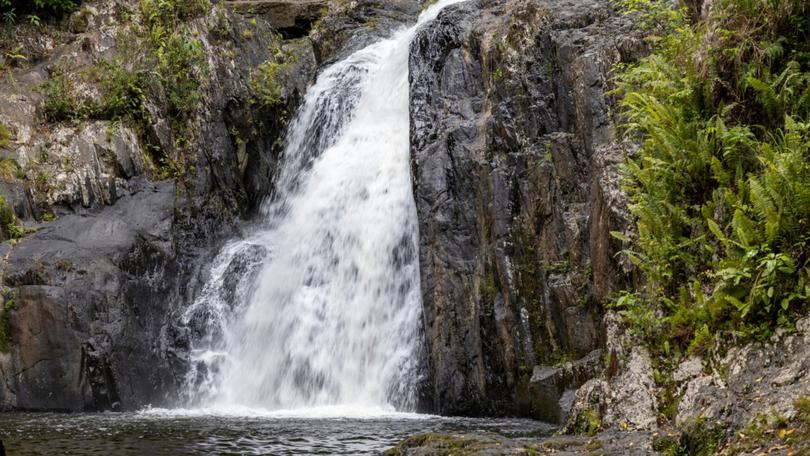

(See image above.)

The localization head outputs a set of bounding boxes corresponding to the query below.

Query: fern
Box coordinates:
[612,0,810,362]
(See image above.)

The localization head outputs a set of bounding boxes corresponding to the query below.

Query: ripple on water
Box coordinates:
[0,411,555,455]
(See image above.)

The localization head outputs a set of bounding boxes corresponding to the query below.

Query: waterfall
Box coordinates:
[182,0,463,413]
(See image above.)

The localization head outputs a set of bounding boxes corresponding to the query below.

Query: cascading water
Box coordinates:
[182,0,464,414]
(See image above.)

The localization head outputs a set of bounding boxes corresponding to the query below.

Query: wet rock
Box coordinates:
[409,0,644,416]
[526,349,604,423]
[4,285,84,410]
[384,432,541,456]
[226,0,328,38]
[0,0,324,411]
[385,430,658,455]
[0,180,177,411]
[310,0,420,64]
[0,0,414,412]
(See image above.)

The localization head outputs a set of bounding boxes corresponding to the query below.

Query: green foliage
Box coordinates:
[252,38,296,110]
[0,122,11,149]
[1,45,27,72]
[40,67,91,122]
[420,0,439,11]
[797,396,810,424]
[618,0,687,36]
[0,0,79,24]
[613,0,810,365]
[0,157,20,181]
[211,4,232,40]
[155,34,207,120]
[676,419,727,456]
[134,0,209,181]
[0,195,23,241]
[652,419,732,456]
[34,0,212,179]
[568,408,602,436]
[652,435,680,455]
[722,408,810,454]
[138,0,208,31]
[0,294,16,352]
[136,0,209,123]
[40,59,150,125]
[97,60,148,121]
[581,408,602,436]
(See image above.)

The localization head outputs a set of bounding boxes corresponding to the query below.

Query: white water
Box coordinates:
[182,0,464,414]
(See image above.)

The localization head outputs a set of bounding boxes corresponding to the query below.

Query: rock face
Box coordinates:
[409,0,644,416]
[0,180,179,410]
[0,0,318,411]
[526,349,603,423]
[310,0,421,63]
[0,0,425,412]
[675,317,810,429]
[226,0,328,38]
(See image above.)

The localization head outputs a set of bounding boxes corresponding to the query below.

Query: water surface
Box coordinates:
[0,409,554,455]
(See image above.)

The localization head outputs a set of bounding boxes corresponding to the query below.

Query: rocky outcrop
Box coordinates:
[0,0,427,412]
[563,312,810,443]
[310,0,420,63]
[525,349,603,423]
[226,0,328,38]
[0,180,179,410]
[0,0,318,411]
[409,0,644,416]
[675,316,810,429]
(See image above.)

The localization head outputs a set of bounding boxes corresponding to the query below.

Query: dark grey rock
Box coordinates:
[310,0,421,64]
[409,0,644,416]
[0,0,419,412]
[226,0,329,38]
[526,349,604,423]
[385,430,658,455]
[0,0,323,411]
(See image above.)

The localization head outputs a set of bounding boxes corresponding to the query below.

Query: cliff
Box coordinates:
[409,0,644,419]
[0,0,418,411]
[1,1,809,455]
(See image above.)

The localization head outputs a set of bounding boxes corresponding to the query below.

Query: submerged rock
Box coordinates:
[385,431,658,455]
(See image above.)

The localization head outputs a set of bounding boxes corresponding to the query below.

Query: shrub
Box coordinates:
[0,0,80,22]
[0,195,22,241]
[0,295,15,352]
[155,34,207,121]
[0,122,11,148]
[97,60,148,121]
[31,0,211,183]
[252,60,286,108]
[0,157,19,181]
[252,38,297,110]
[138,0,208,31]
[612,0,810,361]
[40,67,90,122]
